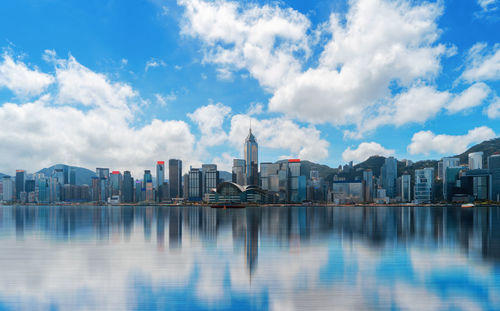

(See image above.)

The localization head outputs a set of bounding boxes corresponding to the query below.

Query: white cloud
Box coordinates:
[407,126,496,155]
[155,92,176,107]
[269,0,446,129]
[446,83,490,113]
[188,102,232,147]
[477,0,498,11]
[344,86,450,138]
[247,102,264,115]
[461,43,500,82]
[228,115,329,162]
[0,53,197,177]
[145,58,166,71]
[178,0,310,90]
[0,53,54,97]
[342,142,395,163]
[485,97,500,119]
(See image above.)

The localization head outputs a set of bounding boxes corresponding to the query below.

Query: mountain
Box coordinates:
[219,171,232,182]
[454,138,500,166]
[37,164,96,185]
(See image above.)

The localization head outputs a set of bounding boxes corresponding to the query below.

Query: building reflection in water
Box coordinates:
[1,205,500,271]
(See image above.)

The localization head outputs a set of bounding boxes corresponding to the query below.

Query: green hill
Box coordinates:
[454,137,500,166]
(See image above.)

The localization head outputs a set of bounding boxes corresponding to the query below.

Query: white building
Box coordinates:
[468,152,483,170]
[415,168,434,203]
[2,176,13,202]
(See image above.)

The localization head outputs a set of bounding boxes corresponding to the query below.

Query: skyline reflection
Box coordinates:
[0,205,499,310]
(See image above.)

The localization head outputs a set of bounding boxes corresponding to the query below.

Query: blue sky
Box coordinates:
[0,0,499,175]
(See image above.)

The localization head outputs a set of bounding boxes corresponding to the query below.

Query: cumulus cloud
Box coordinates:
[485,97,500,119]
[407,126,496,155]
[342,142,395,163]
[155,92,177,107]
[188,102,232,147]
[178,0,310,90]
[228,114,329,162]
[178,0,451,136]
[0,53,54,97]
[446,83,490,113]
[0,53,197,177]
[461,43,500,83]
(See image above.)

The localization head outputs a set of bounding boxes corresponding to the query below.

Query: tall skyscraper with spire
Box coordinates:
[244,126,258,185]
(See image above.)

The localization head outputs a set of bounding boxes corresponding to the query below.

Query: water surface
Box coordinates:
[0,205,499,310]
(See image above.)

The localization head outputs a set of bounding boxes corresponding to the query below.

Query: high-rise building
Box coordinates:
[2,176,13,202]
[488,154,500,201]
[36,177,49,203]
[144,170,154,201]
[415,168,434,203]
[437,161,444,180]
[183,173,189,200]
[232,159,246,185]
[25,179,35,194]
[110,171,122,196]
[401,173,411,202]
[122,171,134,203]
[69,168,76,185]
[91,177,100,202]
[135,180,142,202]
[156,161,165,201]
[288,159,305,202]
[15,170,26,201]
[363,170,373,202]
[188,167,202,201]
[96,168,110,202]
[202,164,219,195]
[381,157,397,198]
[244,128,258,185]
[169,159,182,199]
[469,152,483,170]
[442,157,460,200]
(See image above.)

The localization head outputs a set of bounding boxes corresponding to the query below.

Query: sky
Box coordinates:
[0,0,499,176]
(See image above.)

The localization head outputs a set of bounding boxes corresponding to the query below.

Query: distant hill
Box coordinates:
[0,173,5,179]
[454,137,500,167]
[219,171,232,182]
[37,164,96,185]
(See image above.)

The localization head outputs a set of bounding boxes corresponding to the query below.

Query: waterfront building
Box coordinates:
[110,171,122,196]
[169,159,182,199]
[288,159,306,202]
[202,164,219,196]
[96,168,110,202]
[415,168,434,203]
[401,173,411,202]
[15,170,26,201]
[69,168,76,185]
[444,166,463,201]
[232,159,246,186]
[381,157,397,198]
[469,152,483,170]
[183,173,189,200]
[188,167,202,201]
[37,177,49,203]
[330,181,364,204]
[488,154,500,201]
[437,161,443,180]
[2,176,13,202]
[122,171,134,203]
[91,177,100,202]
[144,170,154,202]
[135,180,142,202]
[244,128,258,185]
[442,157,460,200]
[156,161,165,201]
[363,170,373,202]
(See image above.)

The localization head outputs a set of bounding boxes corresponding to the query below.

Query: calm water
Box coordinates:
[0,205,499,311]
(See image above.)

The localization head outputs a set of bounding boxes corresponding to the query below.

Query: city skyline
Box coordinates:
[0,0,500,178]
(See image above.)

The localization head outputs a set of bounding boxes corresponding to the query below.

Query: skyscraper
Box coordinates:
[156,161,165,201]
[244,128,258,185]
[96,168,110,202]
[15,170,26,200]
[232,159,246,185]
[144,170,154,201]
[381,157,397,198]
[363,169,373,202]
[2,176,13,202]
[442,157,460,200]
[202,164,218,195]
[122,171,134,203]
[188,167,202,201]
[110,171,122,196]
[169,159,182,199]
[415,168,434,203]
[488,154,500,202]
[401,173,411,202]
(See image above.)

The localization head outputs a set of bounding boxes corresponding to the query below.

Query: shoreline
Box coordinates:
[1,202,499,208]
